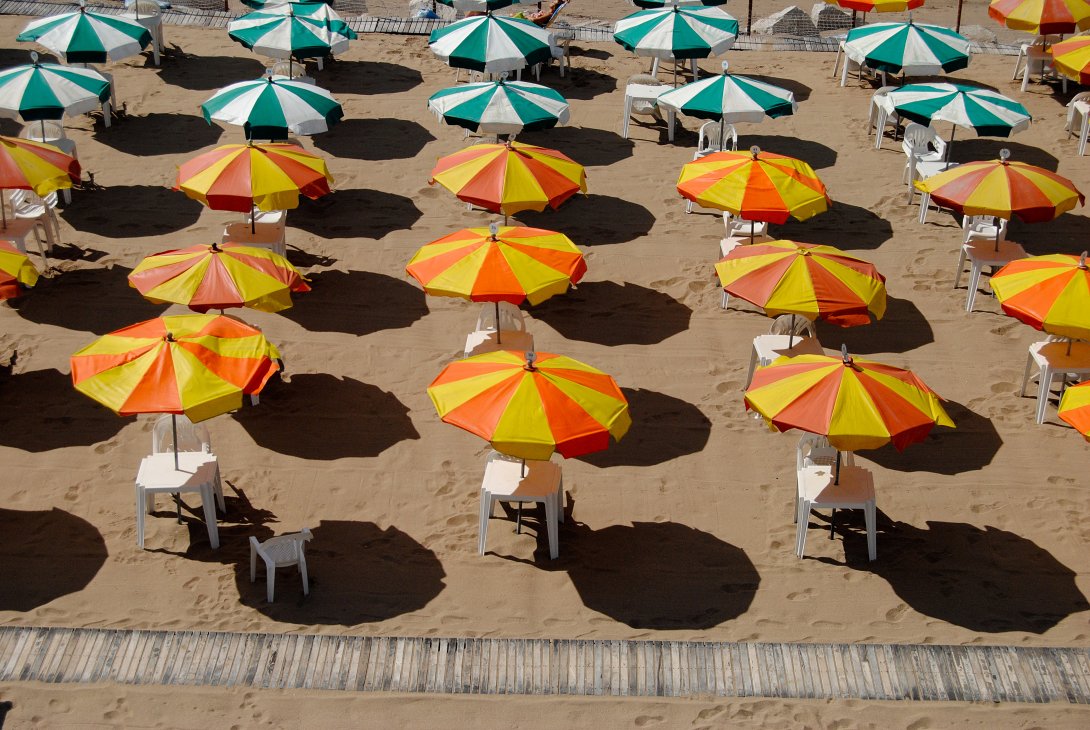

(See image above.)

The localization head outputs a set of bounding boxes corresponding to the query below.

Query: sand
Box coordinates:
[1,6,1090,726]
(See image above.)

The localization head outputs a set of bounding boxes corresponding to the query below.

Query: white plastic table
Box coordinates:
[747,335,824,385]
[1020,340,1090,425]
[463,329,534,359]
[223,221,286,258]
[479,456,563,559]
[622,83,676,142]
[135,452,221,549]
[796,464,876,561]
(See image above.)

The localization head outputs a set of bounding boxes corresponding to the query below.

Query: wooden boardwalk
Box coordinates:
[1,626,1089,702]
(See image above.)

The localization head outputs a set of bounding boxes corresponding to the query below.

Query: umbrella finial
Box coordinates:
[500,71,508,83]
[79,0,86,9]
[721,60,729,74]
[29,51,38,65]
[1000,148,1011,163]
[164,332,177,343]
[840,343,852,366]
[211,241,221,252]
[489,222,499,240]
[1080,251,1088,270]
[524,348,537,371]
[750,145,761,159]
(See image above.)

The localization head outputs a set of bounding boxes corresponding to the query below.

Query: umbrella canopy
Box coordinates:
[613,5,739,60]
[1052,32,1090,84]
[429,141,586,216]
[175,142,333,213]
[0,240,39,300]
[842,21,971,76]
[1058,380,1090,438]
[428,349,631,460]
[129,242,311,314]
[428,13,554,74]
[913,150,1083,223]
[201,74,344,140]
[228,1,357,60]
[17,6,152,64]
[657,63,798,123]
[677,146,830,224]
[990,252,1090,341]
[428,79,570,135]
[0,56,110,124]
[744,349,954,452]
[989,0,1090,35]
[70,313,282,423]
[825,0,925,11]
[0,135,80,198]
[714,240,887,326]
[406,225,586,305]
[888,83,1031,138]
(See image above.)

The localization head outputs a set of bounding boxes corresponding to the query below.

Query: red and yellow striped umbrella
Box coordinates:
[406,225,586,306]
[1058,380,1090,438]
[174,142,333,213]
[677,146,830,224]
[990,252,1090,340]
[71,313,282,423]
[914,151,1084,224]
[0,240,38,299]
[428,349,630,461]
[989,0,1090,35]
[0,135,80,197]
[1052,32,1090,84]
[129,242,310,314]
[428,141,587,216]
[744,348,954,452]
[714,240,886,326]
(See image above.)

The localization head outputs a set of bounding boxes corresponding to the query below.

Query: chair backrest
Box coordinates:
[627,73,660,87]
[902,122,936,153]
[697,121,738,154]
[20,121,66,143]
[475,301,527,333]
[796,434,836,472]
[251,527,313,563]
[131,0,161,17]
[1069,91,1090,108]
[152,414,211,455]
[769,314,815,338]
[270,61,308,80]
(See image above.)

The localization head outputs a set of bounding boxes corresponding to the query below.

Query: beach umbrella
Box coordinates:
[0,54,110,137]
[427,78,569,136]
[989,0,1090,35]
[200,74,344,140]
[990,251,1090,342]
[614,5,738,81]
[428,13,555,74]
[677,145,830,227]
[714,240,887,336]
[1058,380,1090,437]
[428,349,630,460]
[0,135,80,226]
[0,240,39,300]
[175,142,333,213]
[228,1,357,71]
[825,0,924,11]
[745,347,954,466]
[129,242,311,314]
[887,83,1031,144]
[841,21,971,77]
[16,2,152,64]
[429,141,586,219]
[1051,32,1090,83]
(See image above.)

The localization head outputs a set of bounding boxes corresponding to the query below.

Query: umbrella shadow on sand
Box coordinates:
[311,118,435,161]
[776,201,893,251]
[290,189,423,239]
[816,295,933,354]
[740,134,836,169]
[279,269,428,335]
[93,113,223,156]
[0,507,107,611]
[231,373,420,460]
[552,67,618,101]
[516,195,655,245]
[816,512,1088,633]
[949,139,1058,170]
[517,127,636,167]
[156,54,267,90]
[318,60,424,95]
[530,281,691,345]
[742,75,812,102]
[1005,213,1090,255]
[59,185,204,238]
[577,388,711,468]
[862,400,1000,475]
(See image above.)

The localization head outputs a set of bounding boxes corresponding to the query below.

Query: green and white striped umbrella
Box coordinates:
[201,74,344,140]
[657,62,797,123]
[17,5,152,64]
[428,78,569,135]
[435,0,523,12]
[428,13,555,74]
[843,20,971,76]
[228,2,358,61]
[613,5,739,60]
[0,55,110,124]
[888,83,1031,137]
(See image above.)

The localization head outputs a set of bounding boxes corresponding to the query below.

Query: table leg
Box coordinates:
[1036,366,1053,424]
[201,484,220,549]
[865,501,877,561]
[135,484,145,549]
[622,96,632,139]
[544,495,559,560]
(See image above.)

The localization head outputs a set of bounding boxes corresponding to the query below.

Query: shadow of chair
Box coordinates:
[579,388,711,467]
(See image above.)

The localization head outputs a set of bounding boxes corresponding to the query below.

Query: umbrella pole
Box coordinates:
[1,192,6,227]
[788,313,795,350]
[947,126,955,162]
[41,119,46,140]
[172,414,182,523]
[516,458,527,534]
[251,204,257,235]
[495,301,502,345]
[834,450,841,485]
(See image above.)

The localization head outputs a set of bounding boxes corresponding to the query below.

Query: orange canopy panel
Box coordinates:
[0,135,80,196]
[0,239,38,299]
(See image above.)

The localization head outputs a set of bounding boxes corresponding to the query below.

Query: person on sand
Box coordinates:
[514,0,566,27]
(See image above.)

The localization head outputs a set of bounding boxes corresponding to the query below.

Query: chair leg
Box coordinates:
[544,494,559,560]
[720,290,729,310]
[478,490,490,555]
[796,500,810,557]
[136,485,146,549]
[1080,115,1089,157]
[299,555,310,596]
[965,262,983,312]
[266,561,276,602]
[918,193,930,224]
[1037,366,1053,424]
[1019,351,1036,397]
[865,501,877,561]
[953,247,967,288]
[250,544,257,583]
[746,348,758,386]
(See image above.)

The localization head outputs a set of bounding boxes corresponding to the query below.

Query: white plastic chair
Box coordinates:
[223,220,286,258]
[961,238,1027,312]
[723,211,768,240]
[869,86,901,149]
[123,0,163,65]
[795,435,875,561]
[478,450,564,560]
[250,528,313,602]
[150,414,225,514]
[20,123,76,204]
[464,301,534,357]
[270,60,315,85]
[1014,36,1066,92]
[903,124,953,207]
[1066,92,1090,156]
[696,120,738,156]
[1020,337,1090,424]
[8,190,57,266]
[746,315,821,384]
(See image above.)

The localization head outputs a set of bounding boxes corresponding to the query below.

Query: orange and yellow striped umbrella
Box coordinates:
[714,240,886,326]
[0,240,38,299]
[406,225,586,306]
[428,141,587,216]
[129,242,310,314]
[428,349,630,460]
[914,151,1084,224]
[677,146,830,224]
[990,252,1090,341]
[174,142,333,213]
[988,0,1090,35]
[744,348,954,452]
[71,313,282,423]
[1058,380,1090,438]
[1052,32,1090,84]
[0,135,80,197]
